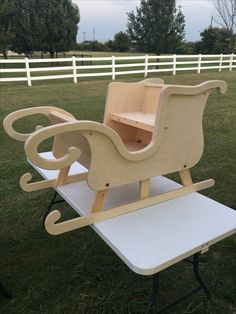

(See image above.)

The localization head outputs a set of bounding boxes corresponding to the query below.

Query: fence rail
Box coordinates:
[0,53,235,86]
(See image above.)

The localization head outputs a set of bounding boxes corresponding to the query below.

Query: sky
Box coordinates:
[74,0,217,43]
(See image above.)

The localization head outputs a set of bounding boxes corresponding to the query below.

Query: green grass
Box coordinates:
[0,71,235,314]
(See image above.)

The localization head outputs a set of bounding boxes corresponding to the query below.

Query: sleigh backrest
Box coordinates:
[103,78,164,147]
[152,81,227,169]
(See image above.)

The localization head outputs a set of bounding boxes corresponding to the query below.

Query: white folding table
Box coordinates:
[30,152,236,313]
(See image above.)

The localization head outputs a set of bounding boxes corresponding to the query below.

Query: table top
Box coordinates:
[30,152,236,275]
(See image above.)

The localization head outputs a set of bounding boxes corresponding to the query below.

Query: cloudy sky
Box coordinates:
[74,0,217,43]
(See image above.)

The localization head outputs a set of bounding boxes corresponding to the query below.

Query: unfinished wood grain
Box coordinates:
[123,140,147,152]
[20,172,88,192]
[44,179,215,235]
[3,79,228,235]
[22,80,227,192]
[91,190,108,213]
[56,167,70,186]
[142,85,162,114]
[179,169,193,186]
[50,110,76,123]
[139,179,151,200]
[3,106,75,142]
[103,79,164,146]
[110,112,155,132]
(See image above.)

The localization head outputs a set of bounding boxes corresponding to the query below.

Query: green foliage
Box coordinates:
[127,0,185,54]
[179,41,197,54]
[11,0,80,57]
[104,39,114,51]
[196,27,235,54]
[113,31,130,52]
[75,40,106,52]
[75,33,131,53]
[104,32,131,52]
[0,0,15,58]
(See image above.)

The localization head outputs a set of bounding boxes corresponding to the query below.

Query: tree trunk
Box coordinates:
[49,51,54,66]
[2,50,8,59]
[49,51,54,58]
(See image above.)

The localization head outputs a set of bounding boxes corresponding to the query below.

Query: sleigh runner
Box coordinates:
[3,78,227,235]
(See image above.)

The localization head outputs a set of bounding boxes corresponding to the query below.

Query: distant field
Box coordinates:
[1,50,152,58]
[0,71,235,314]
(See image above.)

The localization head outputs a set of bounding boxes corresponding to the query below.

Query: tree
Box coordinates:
[0,0,15,58]
[127,0,185,54]
[113,31,130,52]
[76,40,106,51]
[214,0,236,32]
[12,0,80,57]
[181,41,197,55]
[11,0,37,56]
[104,40,114,51]
[196,27,235,54]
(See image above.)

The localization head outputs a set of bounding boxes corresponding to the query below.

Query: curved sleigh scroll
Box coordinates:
[3,106,75,142]
[20,171,88,192]
[3,106,82,192]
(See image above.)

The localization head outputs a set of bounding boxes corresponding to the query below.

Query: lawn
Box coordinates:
[0,70,235,314]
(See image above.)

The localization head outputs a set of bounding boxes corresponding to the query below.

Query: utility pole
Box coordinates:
[83,32,86,41]
[93,28,96,41]
[210,15,213,28]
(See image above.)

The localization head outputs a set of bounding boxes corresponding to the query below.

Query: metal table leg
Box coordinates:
[0,281,12,300]
[145,273,159,314]
[145,253,210,314]
[193,253,211,298]
[43,191,65,224]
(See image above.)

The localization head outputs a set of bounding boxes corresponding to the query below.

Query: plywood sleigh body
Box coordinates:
[3,79,227,235]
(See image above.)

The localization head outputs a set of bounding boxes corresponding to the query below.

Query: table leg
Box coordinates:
[43,191,66,224]
[0,281,12,300]
[144,253,210,314]
[145,273,159,314]
[193,253,211,298]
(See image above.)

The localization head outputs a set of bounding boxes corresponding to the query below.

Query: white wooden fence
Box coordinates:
[0,53,235,86]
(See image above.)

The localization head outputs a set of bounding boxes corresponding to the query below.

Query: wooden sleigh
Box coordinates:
[3,78,227,235]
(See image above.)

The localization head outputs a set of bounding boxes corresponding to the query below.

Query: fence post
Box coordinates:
[173,54,176,75]
[25,58,32,86]
[112,56,116,80]
[72,56,77,84]
[197,54,202,74]
[229,53,234,71]
[219,53,223,72]
[144,55,148,77]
